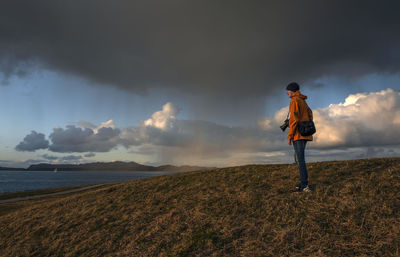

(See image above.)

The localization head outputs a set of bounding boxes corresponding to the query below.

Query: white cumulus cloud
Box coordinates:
[15,88,400,166]
[312,88,400,148]
[144,102,180,131]
[258,88,400,150]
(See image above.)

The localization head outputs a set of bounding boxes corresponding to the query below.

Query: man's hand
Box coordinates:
[288,139,292,145]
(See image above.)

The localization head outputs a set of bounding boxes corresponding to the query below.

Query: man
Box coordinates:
[286,82,313,192]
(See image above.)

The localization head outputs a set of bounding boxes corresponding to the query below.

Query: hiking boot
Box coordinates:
[292,185,311,193]
[292,186,303,193]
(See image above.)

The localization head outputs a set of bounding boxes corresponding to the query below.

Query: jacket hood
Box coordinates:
[292,90,307,99]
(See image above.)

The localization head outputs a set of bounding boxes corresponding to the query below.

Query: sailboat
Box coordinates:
[54,168,58,173]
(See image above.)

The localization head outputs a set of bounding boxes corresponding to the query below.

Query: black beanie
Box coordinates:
[286,82,300,92]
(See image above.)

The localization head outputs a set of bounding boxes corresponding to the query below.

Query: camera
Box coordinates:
[280,118,289,131]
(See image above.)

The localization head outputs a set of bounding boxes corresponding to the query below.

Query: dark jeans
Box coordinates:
[293,139,308,188]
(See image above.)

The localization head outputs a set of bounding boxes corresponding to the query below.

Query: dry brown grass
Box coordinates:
[0,157,399,256]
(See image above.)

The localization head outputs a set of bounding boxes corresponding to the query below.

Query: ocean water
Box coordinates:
[0,170,178,194]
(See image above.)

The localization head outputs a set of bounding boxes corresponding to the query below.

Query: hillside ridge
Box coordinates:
[0,161,214,172]
[0,157,399,256]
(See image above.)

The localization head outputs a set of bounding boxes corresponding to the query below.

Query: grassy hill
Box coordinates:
[0,157,399,256]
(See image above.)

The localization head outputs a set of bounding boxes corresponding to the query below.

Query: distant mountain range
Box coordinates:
[0,161,214,172]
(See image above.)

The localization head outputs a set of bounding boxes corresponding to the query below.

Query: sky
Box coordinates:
[1,1,400,168]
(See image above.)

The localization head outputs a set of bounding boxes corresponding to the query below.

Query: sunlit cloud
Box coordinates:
[14,88,400,166]
[143,102,180,131]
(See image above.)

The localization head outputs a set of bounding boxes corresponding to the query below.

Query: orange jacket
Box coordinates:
[288,91,313,142]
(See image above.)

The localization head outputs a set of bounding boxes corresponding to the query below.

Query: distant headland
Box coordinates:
[0,161,214,172]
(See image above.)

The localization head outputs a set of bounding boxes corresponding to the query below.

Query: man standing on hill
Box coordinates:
[286,82,313,192]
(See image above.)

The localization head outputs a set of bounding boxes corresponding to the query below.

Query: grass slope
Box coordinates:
[0,185,92,201]
[0,157,399,256]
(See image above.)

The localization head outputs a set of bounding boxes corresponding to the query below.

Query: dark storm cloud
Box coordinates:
[41,153,83,161]
[48,126,121,153]
[84,152,96,158]
[1,0,400,97]
[41,154,58,161]
[15,131,49,152]
[60,155,83,161]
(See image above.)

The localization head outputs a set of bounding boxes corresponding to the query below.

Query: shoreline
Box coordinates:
[0,183,111,204]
